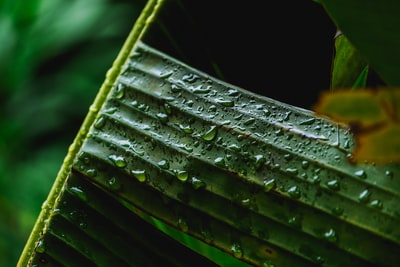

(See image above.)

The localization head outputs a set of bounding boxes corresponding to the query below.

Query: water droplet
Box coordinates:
[107,177,122,190]
[177,217,189,232]
[192,84,211,94]
[226,144,239,153]
[287,185,301,199]
[86,168,97,177]
[190,177,206,189]
[288,215,302,228]
[216,98,234,107]
[159,70,174,78]
[115,83,125,99]
[263,178,276,192]
[35,239,46,253]
[243,118,256,126]
[285,168,298,175]
[171,84,182,93]
[69,210,87,229]
[231,243,243,258]
[202,125,218,141]
[108,155,127,168]
[358,189,371,203]
[369,199,382,209]
[311,175,320,184]
[164,103,172,114]
[262,260,276,267]
[326,179,340,190]
[131,170,147,182]
[283,111,291,121]
[241,198,251,206]
[385,170,394,178]
[254,155,266,170]
[94,116,106,129]
[156,113,169,123]
[68,186,88,202]
[179,124,193,134]
[324,228,337,242]
[157,160,169,169]
[301,160,309,169]
[175,170,189,182]
[299,118,316,125]
[214,157,226,168]
[354,169,367,179]
[332,206,344,216]
[182,73,199,83]
[227,89,239,96]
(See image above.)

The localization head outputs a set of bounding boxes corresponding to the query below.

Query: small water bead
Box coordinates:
[156,113,169,123]
[254,155,266,170]
[157,160,169,169]
[228,144,241,152]
[35,239,46,253]
[354,169,367,179]
[324,228,337,243]
[190,177,206,189]
[159,70,174,79]
[288,215,302,228]
[86,168,97,177]
[131,170,147,182]
[107,177,122,190]
[175,170,189,182]
[299,118,316,125]
[179,124,193,134]
[332,206,344,216]
[182,73,199,83]
[263,260,276,267]
[231,243,243,258]
[164,103,172,114]
[170,84,182,93]
[177,217,189,232]
[214,157,226,168]
[241,198,251,206]
[216,98,234,107]
[369,199,383,209]
[301,160,309,169]
[358,189,371,202]
[192,84,211,94]
[326,179,340,190]
[202,125,218,141]
[287,185,301,199]
[285,168,298,175]
[94,116,106,129]
[108,155,127,168]
[385,170,394,178]
[68,186,88,202]
[243,118,256,126]
[114,83,125,99]
[263,178,276,192]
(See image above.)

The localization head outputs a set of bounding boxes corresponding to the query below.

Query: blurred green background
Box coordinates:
[0,0,144,265]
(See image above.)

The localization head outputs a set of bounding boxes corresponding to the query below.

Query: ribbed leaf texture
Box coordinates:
[22,40,400,267]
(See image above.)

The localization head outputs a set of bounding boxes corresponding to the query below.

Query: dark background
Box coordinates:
[0,0,335,265]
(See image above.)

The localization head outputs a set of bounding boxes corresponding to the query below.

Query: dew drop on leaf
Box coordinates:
[231,243,243,258]
[175,170,189,182]
[202,125,218,141]
[358,189,371,202]
[131,170,147,182]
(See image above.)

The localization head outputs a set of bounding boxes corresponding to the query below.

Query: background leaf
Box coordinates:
[320,0,400,86]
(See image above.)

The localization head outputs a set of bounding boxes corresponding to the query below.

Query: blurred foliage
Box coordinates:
[0,0,143,265]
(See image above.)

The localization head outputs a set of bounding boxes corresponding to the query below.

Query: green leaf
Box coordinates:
[17,0,400,266]
[320,0,400,86]
[331,32,369,89]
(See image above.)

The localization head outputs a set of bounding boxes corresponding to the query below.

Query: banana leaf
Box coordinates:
[18,0,400,266]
